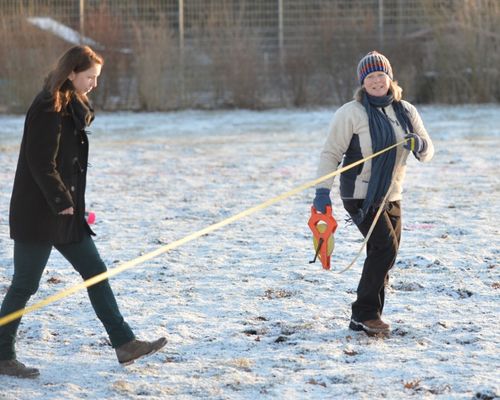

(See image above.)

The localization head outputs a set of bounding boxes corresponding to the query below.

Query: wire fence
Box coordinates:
[0,0,499,112]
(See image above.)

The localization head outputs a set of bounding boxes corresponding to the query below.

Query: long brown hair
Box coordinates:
[44,45,104,111]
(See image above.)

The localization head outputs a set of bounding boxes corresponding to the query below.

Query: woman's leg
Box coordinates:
[0,242,52,360]
[344,201,400,322]
[378,201,401,316]
[55,235,135,348]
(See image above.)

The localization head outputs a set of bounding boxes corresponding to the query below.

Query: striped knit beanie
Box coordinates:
[357,51,393,85]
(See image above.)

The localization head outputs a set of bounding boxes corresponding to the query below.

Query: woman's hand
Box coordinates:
[313,188,332,214]
[58,207,74,215]
[404,133,426,153]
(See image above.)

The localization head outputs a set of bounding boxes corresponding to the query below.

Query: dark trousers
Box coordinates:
[343,200,401,322]
[0,235,135,360]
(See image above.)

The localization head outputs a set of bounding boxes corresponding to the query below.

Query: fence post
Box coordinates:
[79,0,85,42]
[278,0,285,102]
[179,0,185,106]
[378,0,384,48]
[278,0,284,66]
[179,0,184,52]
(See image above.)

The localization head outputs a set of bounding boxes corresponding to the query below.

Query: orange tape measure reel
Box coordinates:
[308,205,338,270]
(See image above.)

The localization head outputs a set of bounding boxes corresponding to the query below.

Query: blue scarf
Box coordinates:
[354,90,413,224]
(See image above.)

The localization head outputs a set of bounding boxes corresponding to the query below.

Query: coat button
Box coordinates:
[55,196,61,203]
[71,186,75,192]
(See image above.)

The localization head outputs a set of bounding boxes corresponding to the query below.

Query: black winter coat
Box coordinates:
[9,89,95,245]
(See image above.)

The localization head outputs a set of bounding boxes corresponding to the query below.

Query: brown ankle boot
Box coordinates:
[0,359,40,378]
[115,337,167,365]
[349,318,391,335]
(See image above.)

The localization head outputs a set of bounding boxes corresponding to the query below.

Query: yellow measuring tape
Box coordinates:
[0,139,407,327]
[337,146,409,274]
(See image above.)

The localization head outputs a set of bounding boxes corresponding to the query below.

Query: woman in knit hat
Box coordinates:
[312,51,434,335]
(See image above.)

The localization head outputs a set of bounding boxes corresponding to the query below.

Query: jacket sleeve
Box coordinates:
[316,104,355,190]
[407,102,434,162]
[25,109,74,214]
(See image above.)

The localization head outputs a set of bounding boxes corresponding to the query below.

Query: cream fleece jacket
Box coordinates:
[316,99,434,202]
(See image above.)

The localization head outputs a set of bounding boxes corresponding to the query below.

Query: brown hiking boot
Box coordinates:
[0,359,40,378]
[115,337,167,365]
[349,318,391,336]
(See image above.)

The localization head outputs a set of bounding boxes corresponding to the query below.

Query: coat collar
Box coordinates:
[67,95,94,131]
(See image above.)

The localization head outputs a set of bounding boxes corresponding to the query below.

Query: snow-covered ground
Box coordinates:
[0,105,499,399]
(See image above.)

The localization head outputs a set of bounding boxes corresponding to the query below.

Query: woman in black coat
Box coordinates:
[0,46,166,378]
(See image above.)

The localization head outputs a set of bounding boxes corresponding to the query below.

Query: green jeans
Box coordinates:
[0,235,135,360]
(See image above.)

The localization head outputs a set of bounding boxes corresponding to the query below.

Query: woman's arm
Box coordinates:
[407,103,434,162]
[25,109,75,214]
[316,104,356,189]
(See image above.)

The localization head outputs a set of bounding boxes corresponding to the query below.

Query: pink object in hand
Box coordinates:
[86,211,96,225]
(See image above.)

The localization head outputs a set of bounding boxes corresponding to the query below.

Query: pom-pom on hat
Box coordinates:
[357,51,393,85]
